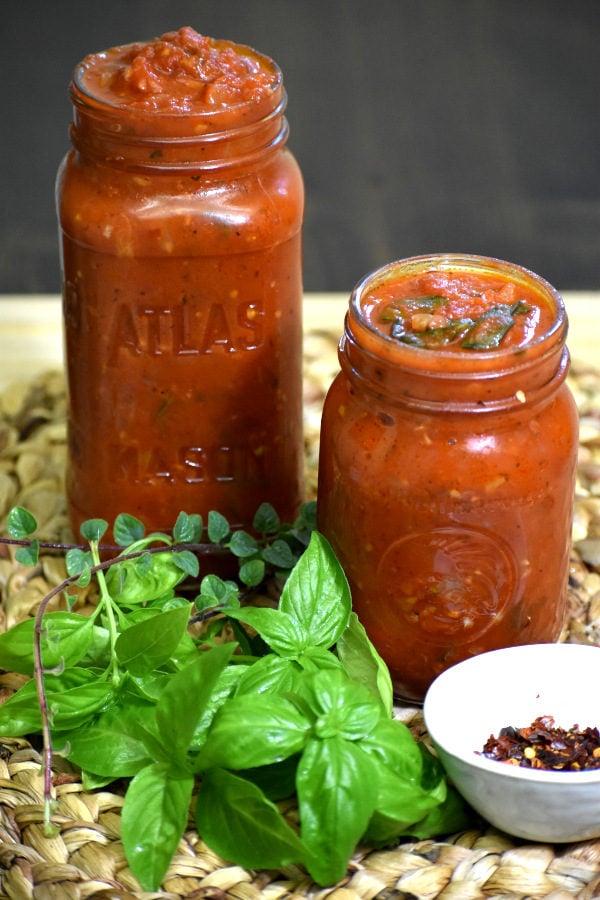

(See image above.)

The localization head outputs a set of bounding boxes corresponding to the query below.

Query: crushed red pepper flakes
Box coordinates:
[479,715,600,771]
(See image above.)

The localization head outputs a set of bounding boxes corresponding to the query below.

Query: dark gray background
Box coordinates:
[2,0,599,294]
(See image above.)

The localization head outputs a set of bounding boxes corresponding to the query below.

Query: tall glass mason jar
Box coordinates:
[56,27,304,536]
[317,254,579,703]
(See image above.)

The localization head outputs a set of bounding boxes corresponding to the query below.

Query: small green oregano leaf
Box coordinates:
[207,510,230,544]
[173,511,202,544]
[238,557,265,587]
[172,549,200,578]
[195,574,239,613]
[252,502,280,534]
[80,518,108,543]
[229,530,259,558]
[261,539,296,569]
[15,539,40,567]
[113,513,146,545]
[7,506,38,539]
[65,548,93,578]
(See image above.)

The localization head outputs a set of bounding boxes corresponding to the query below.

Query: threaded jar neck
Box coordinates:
[68,34,288,172]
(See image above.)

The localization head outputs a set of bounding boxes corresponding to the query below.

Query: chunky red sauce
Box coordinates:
[365,271,555,352]
[78,26,278,114]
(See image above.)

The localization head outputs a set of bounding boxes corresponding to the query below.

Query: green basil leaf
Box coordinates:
[172,511,202,544]
[279,532,351,649]
[0,682,43,734]
[121,762,194,891]
[79,622,111,668]
[363,754,446,843]
[82,770,114,790]
[106,551,186,607]
[155,642,235,761]
[237,754,300,802]
[0,667,108,736]
[336,612,394,714]
[197,769,306,870]
[113,513,146,545]
[41,612,97,669]
[7,506,38,538]
[48,680,114,730]
[64,701,155,777]
[298,646,345,674]
[0,618,37,675]
[234,654,302,697]
[115,605,191,676]
[382,295,447,318]
[128,670,171,702]
[227,606,303,657]
[297,736,378,885]
[394,317,473,347]
[307,668,381,741]
[360,717,427,782]
[190,664,248,751]
[461,305,514,349]
[0,611,98,676]
[252,502,280,534]
[196,693,310,772]
[405,785,473,840]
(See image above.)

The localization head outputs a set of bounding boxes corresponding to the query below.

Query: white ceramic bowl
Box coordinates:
[423,643,600,843]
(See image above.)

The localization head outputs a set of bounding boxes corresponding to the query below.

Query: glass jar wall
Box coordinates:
[317,254,579,702]
[56,27,304,537]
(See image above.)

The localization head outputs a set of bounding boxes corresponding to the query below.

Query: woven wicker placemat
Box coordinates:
[0,337,599,899]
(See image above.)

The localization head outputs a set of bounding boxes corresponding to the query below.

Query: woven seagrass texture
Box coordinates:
[2,735,600,899]
[1,333,600,899]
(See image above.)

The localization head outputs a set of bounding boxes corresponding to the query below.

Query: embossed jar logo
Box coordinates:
[377,526,519,642]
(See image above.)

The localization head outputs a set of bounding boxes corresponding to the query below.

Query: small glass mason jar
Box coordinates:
[56,28,304,536]
[317,254,579,703]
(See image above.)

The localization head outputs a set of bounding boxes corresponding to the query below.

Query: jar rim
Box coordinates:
[70,38,284,138]
[349,253,567,366]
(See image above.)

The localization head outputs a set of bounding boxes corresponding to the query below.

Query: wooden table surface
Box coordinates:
[0,292,597,389]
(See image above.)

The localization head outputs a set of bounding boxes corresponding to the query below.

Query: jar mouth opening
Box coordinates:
[71,39,284,137]
[349,253,567,368]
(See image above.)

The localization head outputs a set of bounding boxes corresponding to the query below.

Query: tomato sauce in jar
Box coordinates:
[56,27,304,536]
[317,254,579,703]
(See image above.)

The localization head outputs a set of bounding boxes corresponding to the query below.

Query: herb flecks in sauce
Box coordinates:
[381,289,531,351]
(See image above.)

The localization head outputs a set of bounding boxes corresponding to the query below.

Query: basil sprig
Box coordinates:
[0,505,469,890]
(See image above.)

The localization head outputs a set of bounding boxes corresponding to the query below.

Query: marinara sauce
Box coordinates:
[317,255,578,703]
[56,27,304,536]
